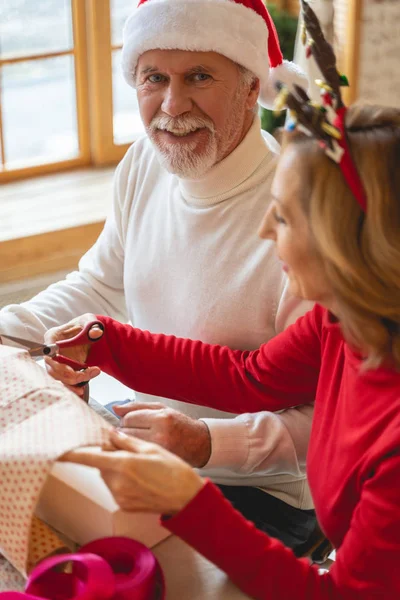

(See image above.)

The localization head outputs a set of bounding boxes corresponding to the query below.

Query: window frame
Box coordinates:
[0,0,91,183]
[86,0,131,165]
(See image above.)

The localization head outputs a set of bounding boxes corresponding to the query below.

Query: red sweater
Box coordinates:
[89,305,400,599]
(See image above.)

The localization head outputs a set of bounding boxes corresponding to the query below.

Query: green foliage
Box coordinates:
[260,4,298,133]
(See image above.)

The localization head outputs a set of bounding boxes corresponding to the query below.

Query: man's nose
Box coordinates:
[161,81,193,117]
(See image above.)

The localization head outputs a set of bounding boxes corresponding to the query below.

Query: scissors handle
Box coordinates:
[56,320,105,351]
[52,354,89,371]
[46,320,105,371]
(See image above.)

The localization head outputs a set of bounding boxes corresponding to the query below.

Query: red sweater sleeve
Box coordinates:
[162,454,400,599]
[88,306,322,414]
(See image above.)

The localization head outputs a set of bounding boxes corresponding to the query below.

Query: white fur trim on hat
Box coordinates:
[122,0,269,85]
[259,60,308,109]
[122,0,307,109]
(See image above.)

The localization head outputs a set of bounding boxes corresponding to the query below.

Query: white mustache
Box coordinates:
[149,115,215,135]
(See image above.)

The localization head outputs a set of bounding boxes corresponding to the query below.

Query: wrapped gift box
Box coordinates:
[36,462,170,548]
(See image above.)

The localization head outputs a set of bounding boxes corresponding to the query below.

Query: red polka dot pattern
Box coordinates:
[0,346,112,591]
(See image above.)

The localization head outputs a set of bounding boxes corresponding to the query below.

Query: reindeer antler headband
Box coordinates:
[274,0,367,211]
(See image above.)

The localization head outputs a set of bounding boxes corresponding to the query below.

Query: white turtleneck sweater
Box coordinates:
[0,117,314,509]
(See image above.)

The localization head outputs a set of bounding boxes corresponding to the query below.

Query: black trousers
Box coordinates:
[217,484,316,554]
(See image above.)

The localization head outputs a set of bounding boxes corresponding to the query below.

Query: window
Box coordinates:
[0,0,142,182]
[86,0,143,165]
[111,0,144,146]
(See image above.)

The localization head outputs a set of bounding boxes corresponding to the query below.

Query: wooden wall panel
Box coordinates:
[357,0,400,107]
[0,222,105,284]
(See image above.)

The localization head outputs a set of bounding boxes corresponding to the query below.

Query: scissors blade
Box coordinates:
[0,333,48,357]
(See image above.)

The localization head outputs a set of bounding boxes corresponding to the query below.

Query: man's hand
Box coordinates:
[114,402,212,468]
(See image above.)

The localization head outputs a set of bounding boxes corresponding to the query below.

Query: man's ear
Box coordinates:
[246,77,260,110]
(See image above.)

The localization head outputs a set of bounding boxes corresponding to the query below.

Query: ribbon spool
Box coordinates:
[79,537,165,600]
[25,553,115,600]
[0,594,42,599]
[0,537,164,600]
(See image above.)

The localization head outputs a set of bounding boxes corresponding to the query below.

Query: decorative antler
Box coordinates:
[300,0,344,108]
[273,0,367,211]
[284,84,336,152]
[274,0,347,155]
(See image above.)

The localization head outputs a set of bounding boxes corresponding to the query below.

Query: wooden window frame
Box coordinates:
[340,0,362,106]
[86,0,131,165]
[0,0,91,183]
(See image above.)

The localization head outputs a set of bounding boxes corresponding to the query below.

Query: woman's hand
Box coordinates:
[44,314,102,397]
[60,430,205,515]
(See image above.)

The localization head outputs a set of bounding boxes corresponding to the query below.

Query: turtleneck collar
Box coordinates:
[178,115,278,207]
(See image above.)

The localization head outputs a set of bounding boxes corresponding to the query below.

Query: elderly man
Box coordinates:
[0,0,316,551]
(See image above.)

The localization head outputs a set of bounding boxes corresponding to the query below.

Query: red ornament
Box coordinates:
[322,91,333,107]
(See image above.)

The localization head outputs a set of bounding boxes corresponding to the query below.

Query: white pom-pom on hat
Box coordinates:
[122,0,307,109]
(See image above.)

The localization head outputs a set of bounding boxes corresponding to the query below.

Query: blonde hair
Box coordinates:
[284,105,400,369]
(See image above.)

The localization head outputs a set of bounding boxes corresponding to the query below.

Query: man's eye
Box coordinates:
[192,73,211,82]
[147,74,164,83]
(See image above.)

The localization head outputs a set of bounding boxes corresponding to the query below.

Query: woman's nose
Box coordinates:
[258,207,276,240]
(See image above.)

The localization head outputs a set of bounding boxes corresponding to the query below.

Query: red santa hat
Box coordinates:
[121,0,307,109]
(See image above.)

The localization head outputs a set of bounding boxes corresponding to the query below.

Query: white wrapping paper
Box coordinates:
[0,345,111,591]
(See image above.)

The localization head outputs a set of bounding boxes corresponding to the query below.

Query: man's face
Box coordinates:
[136,49,259,178]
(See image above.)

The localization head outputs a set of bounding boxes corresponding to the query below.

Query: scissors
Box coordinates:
[0,320,105,394]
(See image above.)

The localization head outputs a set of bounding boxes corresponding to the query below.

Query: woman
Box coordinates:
[50,8,400,597]
[51,99,400,599]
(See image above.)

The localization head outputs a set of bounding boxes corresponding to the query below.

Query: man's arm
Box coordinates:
[0,147,136,343]
[111,400,312,475]
[202,404,313,476]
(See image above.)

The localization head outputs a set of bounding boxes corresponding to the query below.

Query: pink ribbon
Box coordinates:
[0,538,165,600]
[79,537,165,600]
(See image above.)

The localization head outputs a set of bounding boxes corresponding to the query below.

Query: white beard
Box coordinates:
[147,114,219,179]
[152,135,219,179]
[146,82,249,179]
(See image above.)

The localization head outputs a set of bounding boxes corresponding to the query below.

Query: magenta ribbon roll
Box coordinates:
[79,537,165,600]
[0,537,166,600]
[0,594,43,600]
[24,552,115,600]
[0,537,164,600]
